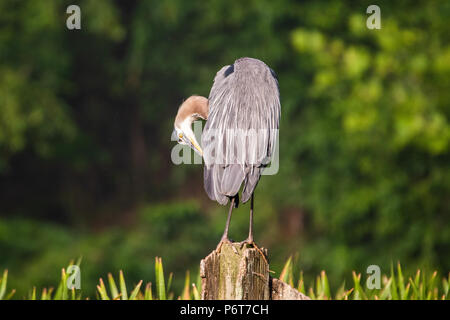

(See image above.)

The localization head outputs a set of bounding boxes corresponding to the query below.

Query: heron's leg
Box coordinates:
[238,194,268,264]
[221,197,235,241]
[247,193,254,242]
[216,198,237,253]
[240,193,254,243]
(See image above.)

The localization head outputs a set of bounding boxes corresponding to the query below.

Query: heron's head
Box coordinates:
[173,95,208,157]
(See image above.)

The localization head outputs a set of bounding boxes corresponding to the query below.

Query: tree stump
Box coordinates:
[200,242,310,300]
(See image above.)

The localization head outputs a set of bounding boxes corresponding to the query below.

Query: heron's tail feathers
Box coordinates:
[203,164,261,206]
[241,167,261,203]
[204,164,244,206]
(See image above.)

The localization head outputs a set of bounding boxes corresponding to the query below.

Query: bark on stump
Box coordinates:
[200,242,310,300]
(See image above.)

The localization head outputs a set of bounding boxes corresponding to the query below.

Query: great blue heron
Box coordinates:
[173,57,280,254]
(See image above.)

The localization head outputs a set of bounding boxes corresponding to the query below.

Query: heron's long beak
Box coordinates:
[188,136,203,157]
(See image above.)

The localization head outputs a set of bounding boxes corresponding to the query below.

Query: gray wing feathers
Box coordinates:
[204,165,245,205]
[202,57,280,205]
[241,167,262,203]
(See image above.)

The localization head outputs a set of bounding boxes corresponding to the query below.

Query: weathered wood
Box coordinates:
[200,242,310,300]
[270,277,311,300]
[200,243,270,300]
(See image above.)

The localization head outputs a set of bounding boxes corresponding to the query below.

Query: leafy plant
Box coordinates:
[279,259,450,300]
[96,271,143,300]
[1,257,448,300]
[0,270,15,300]
[95,257,200,300]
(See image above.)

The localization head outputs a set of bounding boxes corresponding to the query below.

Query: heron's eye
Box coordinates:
[179,133,183,138]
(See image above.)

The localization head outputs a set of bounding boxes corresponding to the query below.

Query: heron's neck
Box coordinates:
[179,117,196,137]
[175,96,208,125]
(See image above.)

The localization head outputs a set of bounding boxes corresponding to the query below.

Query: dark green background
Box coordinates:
[0,0,449,297]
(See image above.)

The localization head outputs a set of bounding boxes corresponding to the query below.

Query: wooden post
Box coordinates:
[200,242,310,300]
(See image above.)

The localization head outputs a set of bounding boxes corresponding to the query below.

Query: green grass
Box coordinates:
[0,257,448,300]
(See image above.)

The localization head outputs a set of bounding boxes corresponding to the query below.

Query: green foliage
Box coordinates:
[1,258,448,300]
[0,270,15,300]
[96,257,201,300]
[2,260,83,300]
[266,0,450,288]
[155,257,166,300]
[0,0,448,299]
[277,259,449,300]
[0,203,215,297]
[96,271,143,300]
[0,0,76,167]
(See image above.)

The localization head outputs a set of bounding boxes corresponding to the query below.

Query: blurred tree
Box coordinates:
[270,0,450,281]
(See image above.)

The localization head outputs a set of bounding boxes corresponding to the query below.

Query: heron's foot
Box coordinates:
[215,237,239,254]
[238,238,268,264]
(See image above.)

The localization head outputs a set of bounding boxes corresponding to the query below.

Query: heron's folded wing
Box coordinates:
[202,58,281,205]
